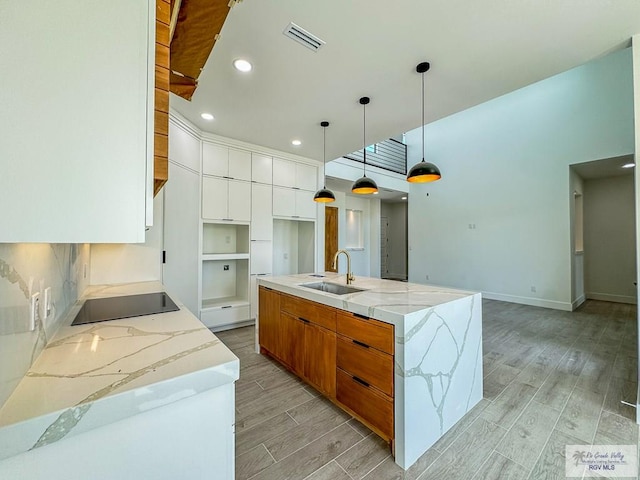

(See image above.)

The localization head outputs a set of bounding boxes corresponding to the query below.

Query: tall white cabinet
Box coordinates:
[164,118,319,331]
[0,0,155,243]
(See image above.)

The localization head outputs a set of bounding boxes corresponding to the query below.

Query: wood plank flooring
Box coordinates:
[217,299,639,480]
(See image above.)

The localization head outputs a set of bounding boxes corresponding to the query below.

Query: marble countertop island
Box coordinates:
[0,281,239,462]
[259,273,483,470]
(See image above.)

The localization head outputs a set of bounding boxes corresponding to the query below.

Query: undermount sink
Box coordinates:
[300,281,365,295]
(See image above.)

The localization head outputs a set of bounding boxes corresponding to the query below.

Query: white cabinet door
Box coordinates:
[251,183,272,240]
[251,154,272,184]
[0,0,153,243]
[228,180,251,222]
[295,190,317,219]
[202,177,229,220]
[296,163,318,191]
[272,158,296,188]
[228,149,251,181]
[170,122,200,172]
[202,143,228,177]
[273,187,296,217]
[250,241,273,274]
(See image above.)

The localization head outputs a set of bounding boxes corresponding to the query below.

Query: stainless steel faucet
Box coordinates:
[332,249,355,285]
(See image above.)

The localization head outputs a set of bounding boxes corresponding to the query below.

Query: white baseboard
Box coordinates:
[482,291,573,311]
[571,294,586,310]
[585,292,637,305]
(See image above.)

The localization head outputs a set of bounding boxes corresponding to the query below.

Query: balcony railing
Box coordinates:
[343,138,407,175]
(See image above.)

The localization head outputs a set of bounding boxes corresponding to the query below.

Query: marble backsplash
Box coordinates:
[0,244,89,407]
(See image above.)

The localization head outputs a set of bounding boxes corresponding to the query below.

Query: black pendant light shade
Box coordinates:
[352,97,378,195]
[314,121,336,203]
[407,62,441,183]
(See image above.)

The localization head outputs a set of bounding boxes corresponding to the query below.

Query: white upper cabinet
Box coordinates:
[272,158,297,188]
[170,122,200,172]
[251,154,272,184]
[295,163,318,191]
[0,0,155,243]
[273,187,316,219]
[203,143,251,181]
[202,177,250,222]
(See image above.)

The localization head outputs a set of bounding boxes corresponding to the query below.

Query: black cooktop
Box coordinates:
[71,292,180,326]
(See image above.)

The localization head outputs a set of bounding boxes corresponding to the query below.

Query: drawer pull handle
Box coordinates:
[299,317,310,323]
[353,313,369,320]
[352,339,369,349]
[352,376,370,388]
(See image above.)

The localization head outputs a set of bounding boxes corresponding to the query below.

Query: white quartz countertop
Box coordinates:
[259,273,477,325]
[0,281,239,460]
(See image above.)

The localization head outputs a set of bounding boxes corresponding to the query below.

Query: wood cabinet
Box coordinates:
[258,287,394,442]
[154,0,171,195]
[0,0,155,242]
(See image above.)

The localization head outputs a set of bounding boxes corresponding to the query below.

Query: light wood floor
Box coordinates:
[217,299,639,480]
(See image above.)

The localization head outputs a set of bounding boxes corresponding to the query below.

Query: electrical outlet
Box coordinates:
[225,235,230,244]
[425,274,430,281]
[29,292,40,331]
[223,264,229,271]
[284,253,288,260]
[531,286,537,293]
[43,287,52,319]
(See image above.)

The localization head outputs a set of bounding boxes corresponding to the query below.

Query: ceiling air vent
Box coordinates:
[283,22,325,52]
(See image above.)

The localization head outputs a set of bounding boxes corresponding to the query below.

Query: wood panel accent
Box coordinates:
[258,287,281,358]
[325,206,338,272]
[337,311,394,355]
[304,323,337,397]
[281,294,336,331]
[337,335,393,397]
[154,0,171,196]
[337,368,394,439]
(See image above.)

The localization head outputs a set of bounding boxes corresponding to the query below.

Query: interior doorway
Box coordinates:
[324,206,338,272]
[380,200,408,281]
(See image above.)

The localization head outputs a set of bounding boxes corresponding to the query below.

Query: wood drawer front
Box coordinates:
[337,312,394,354]
[337,336,393,397]
[281,294,336,331]
[336,369,393,439]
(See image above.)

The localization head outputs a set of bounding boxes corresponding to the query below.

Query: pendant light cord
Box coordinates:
[323,125,327,188]
[422,70,425,162]
[363,101,367,176]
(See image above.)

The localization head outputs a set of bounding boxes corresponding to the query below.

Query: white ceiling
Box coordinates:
[171,0,640,164]
[571,154,635,180]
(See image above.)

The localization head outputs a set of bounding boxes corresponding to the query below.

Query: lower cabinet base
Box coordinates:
[259,346,395,448]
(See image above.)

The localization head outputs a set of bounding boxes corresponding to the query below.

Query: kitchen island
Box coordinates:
[0,281,239,480]
[258,273,482,470]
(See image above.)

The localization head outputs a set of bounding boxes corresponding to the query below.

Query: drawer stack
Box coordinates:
[335,311,395,440]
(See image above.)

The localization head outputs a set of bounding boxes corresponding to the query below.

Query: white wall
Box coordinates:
[0,243,90,408]
[329,191,380,279]
[89,194,164,285]
[406,48,634,310]
[381,202,408,279]
[583,175,637,303]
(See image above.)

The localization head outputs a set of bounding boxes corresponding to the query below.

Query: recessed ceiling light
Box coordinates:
[201,113,214,121]
[401,196,407,200]
[622,163,635,169]
[291,139,302,146]
[233,59,252,72]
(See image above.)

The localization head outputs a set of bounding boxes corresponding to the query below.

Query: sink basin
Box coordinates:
[300,282,365,295]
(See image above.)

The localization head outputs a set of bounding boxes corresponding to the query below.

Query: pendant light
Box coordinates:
[407,62,441,183]
[352,97,378,194]
[313,121,336,203]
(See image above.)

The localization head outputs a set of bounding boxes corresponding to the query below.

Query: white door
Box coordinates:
[202,143,228,177]
[251,183,273,240]
[228,149,251,181]
[202,177,229,220]
[380,216,389,278]
[273,186,296,217]
[228,180,251,222]
[251,154,272,184]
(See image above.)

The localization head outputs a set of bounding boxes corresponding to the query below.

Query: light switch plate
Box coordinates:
[43,287,52,319]
[30,292,40,331]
